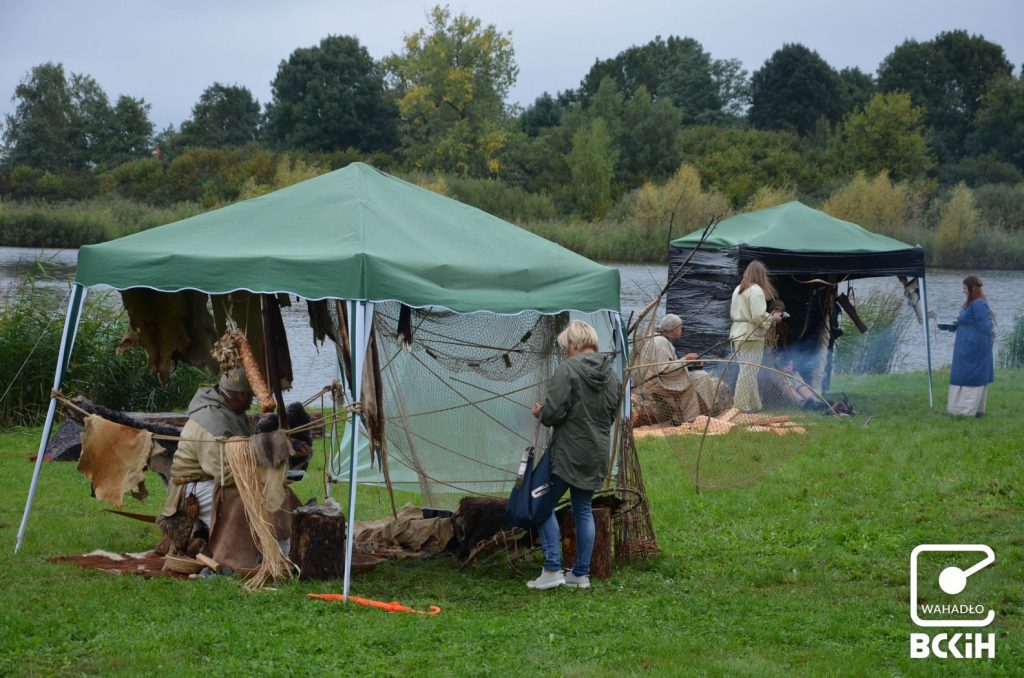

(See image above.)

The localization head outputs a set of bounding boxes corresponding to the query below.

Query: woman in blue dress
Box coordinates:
[948,275,995,417]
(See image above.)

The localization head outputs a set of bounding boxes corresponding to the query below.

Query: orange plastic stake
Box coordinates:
[308,593,441,615]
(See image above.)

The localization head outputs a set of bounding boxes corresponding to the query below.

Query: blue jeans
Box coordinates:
[538,474,594,576]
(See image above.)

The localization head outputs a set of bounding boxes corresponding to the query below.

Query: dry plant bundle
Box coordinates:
[224,437,294,591]
[213,329,275,413]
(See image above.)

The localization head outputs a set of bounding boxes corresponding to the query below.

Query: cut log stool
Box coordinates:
[557,506,612,579]
[289,506,346,580]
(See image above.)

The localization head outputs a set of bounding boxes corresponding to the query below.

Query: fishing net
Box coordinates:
[327,304,632,499]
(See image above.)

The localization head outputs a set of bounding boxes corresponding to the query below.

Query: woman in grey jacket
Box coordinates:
[528,321,621,590]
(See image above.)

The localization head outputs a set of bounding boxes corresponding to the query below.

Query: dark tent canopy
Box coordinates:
[665,201,928,389]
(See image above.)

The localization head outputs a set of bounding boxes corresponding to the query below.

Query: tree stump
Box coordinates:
[289,505,346,580]
[557,506,612,579]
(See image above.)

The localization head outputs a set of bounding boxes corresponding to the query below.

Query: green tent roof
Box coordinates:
[76,163,619,314]
[670,200,916,253]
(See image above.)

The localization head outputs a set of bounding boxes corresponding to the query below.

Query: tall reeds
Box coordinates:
[0,197,202,248]
[833,289,915,375]
[1,273,207,428]
[998,312,1024,369]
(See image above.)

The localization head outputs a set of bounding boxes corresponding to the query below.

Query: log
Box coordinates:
[557,506,612,579]
[453,496,512,560]
[68,396,183,438]
[44,419,84,461]
[289,505,346,580]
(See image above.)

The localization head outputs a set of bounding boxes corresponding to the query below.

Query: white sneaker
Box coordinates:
[563,571,591,589]
[526,569,565,590]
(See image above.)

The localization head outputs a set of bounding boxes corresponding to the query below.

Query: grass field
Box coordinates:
[1,369,1021,676]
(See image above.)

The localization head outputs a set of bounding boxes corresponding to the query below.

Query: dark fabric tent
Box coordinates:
[665,201,930,396]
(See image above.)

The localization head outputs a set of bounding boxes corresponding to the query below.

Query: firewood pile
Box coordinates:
[633,408,807,438]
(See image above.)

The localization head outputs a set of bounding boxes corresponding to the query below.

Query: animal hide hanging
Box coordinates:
[118,288,219,384]
[77,415,163,508]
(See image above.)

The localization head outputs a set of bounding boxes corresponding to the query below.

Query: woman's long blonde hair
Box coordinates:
[739,260,777,300]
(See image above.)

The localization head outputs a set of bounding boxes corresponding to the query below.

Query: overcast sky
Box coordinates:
[2,0,1022,131]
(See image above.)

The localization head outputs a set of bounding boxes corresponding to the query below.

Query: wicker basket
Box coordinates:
[163,554,204,575]
[349,552,381,574]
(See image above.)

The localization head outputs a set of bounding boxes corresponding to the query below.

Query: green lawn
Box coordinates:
[1,369,1021,676]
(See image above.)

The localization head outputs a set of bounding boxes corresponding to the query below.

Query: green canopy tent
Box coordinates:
[17,163,624,598]
[666,201,931,401]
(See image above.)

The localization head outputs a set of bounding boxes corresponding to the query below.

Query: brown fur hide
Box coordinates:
[118,289,218,384]
[77,415,162,507]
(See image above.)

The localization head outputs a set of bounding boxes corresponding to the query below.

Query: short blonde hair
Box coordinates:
[557,320,599,352]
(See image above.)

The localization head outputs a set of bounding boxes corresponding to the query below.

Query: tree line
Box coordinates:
[1,6,1023,232]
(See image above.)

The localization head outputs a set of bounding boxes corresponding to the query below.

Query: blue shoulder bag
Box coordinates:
[505,445,554,528]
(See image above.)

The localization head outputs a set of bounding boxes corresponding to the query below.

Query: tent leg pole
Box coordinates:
[920,276,934,409]
[342,300,366,602]
[342,409,360,601]
[15,284,87,553]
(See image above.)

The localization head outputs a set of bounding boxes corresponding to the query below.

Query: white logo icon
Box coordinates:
[910,544,995,627]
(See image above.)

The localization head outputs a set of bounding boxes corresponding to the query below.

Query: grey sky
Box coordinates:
[2,0,1022,131]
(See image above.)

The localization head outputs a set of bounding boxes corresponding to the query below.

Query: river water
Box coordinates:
[4,247,1023,401]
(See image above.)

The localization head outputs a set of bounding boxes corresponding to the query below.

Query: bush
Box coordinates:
[443,176,558,222]
[933,182,979,264]
[0,274,209,429]
[104,158,169,204]
[973,182,1024,232]
[0,197,202,247]
[821,172,916,240]
[609,164,730,241]
[744,186,796,211]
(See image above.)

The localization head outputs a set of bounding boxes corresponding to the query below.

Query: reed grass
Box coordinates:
[0,197,202,248]
[998,312,1024,368]
[0,275,208,429]
[833,289,915,374]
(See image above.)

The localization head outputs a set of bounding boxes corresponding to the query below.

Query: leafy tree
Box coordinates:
[520,92,570,137]
[838,67,875,117]
[2,62,152,171]
[386,5,518,176]
[265,35,396,153]
[749,44,844,137]
[179,83,262,148]
[567,118,616,220]
[103,96,154,166]
[619,85,683,186]
[579,36,732,123]
[676,125,820,206]
[969,74,1024,173]
[586,77,625,141]
[831,93,933,180]
[710,58,752,120]
[877,30,1013,162]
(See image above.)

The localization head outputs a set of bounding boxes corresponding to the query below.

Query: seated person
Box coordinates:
[778,359,818,407]
[634,314,732,424]
[158,368,301,568]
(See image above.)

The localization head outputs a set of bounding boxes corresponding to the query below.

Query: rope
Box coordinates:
[49,387,355,444]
